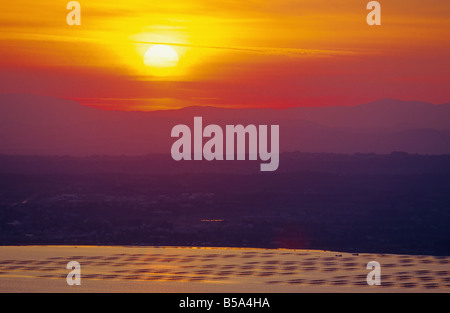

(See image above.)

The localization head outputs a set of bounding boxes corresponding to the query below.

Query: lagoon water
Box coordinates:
[0,246,448,293]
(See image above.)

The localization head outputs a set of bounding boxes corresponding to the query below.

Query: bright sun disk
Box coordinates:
[144,44,179,68]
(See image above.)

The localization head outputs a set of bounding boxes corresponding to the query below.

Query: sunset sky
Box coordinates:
[0,0,449,110]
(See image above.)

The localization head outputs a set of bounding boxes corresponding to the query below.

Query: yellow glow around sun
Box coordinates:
[144,45,179,68]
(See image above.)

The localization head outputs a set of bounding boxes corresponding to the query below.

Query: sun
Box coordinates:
[144,45,179,68]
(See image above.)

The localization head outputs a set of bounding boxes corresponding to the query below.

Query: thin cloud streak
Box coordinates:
[132,41,363,57]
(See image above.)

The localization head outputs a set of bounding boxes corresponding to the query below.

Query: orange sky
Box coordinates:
[0,0,449,110]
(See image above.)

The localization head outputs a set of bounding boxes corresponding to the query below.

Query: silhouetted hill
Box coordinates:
[284,98,450,129]
[0,152,449,175]
[0,94,449,155]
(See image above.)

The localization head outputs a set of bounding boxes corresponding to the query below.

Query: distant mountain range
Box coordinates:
[0,94,449,155]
